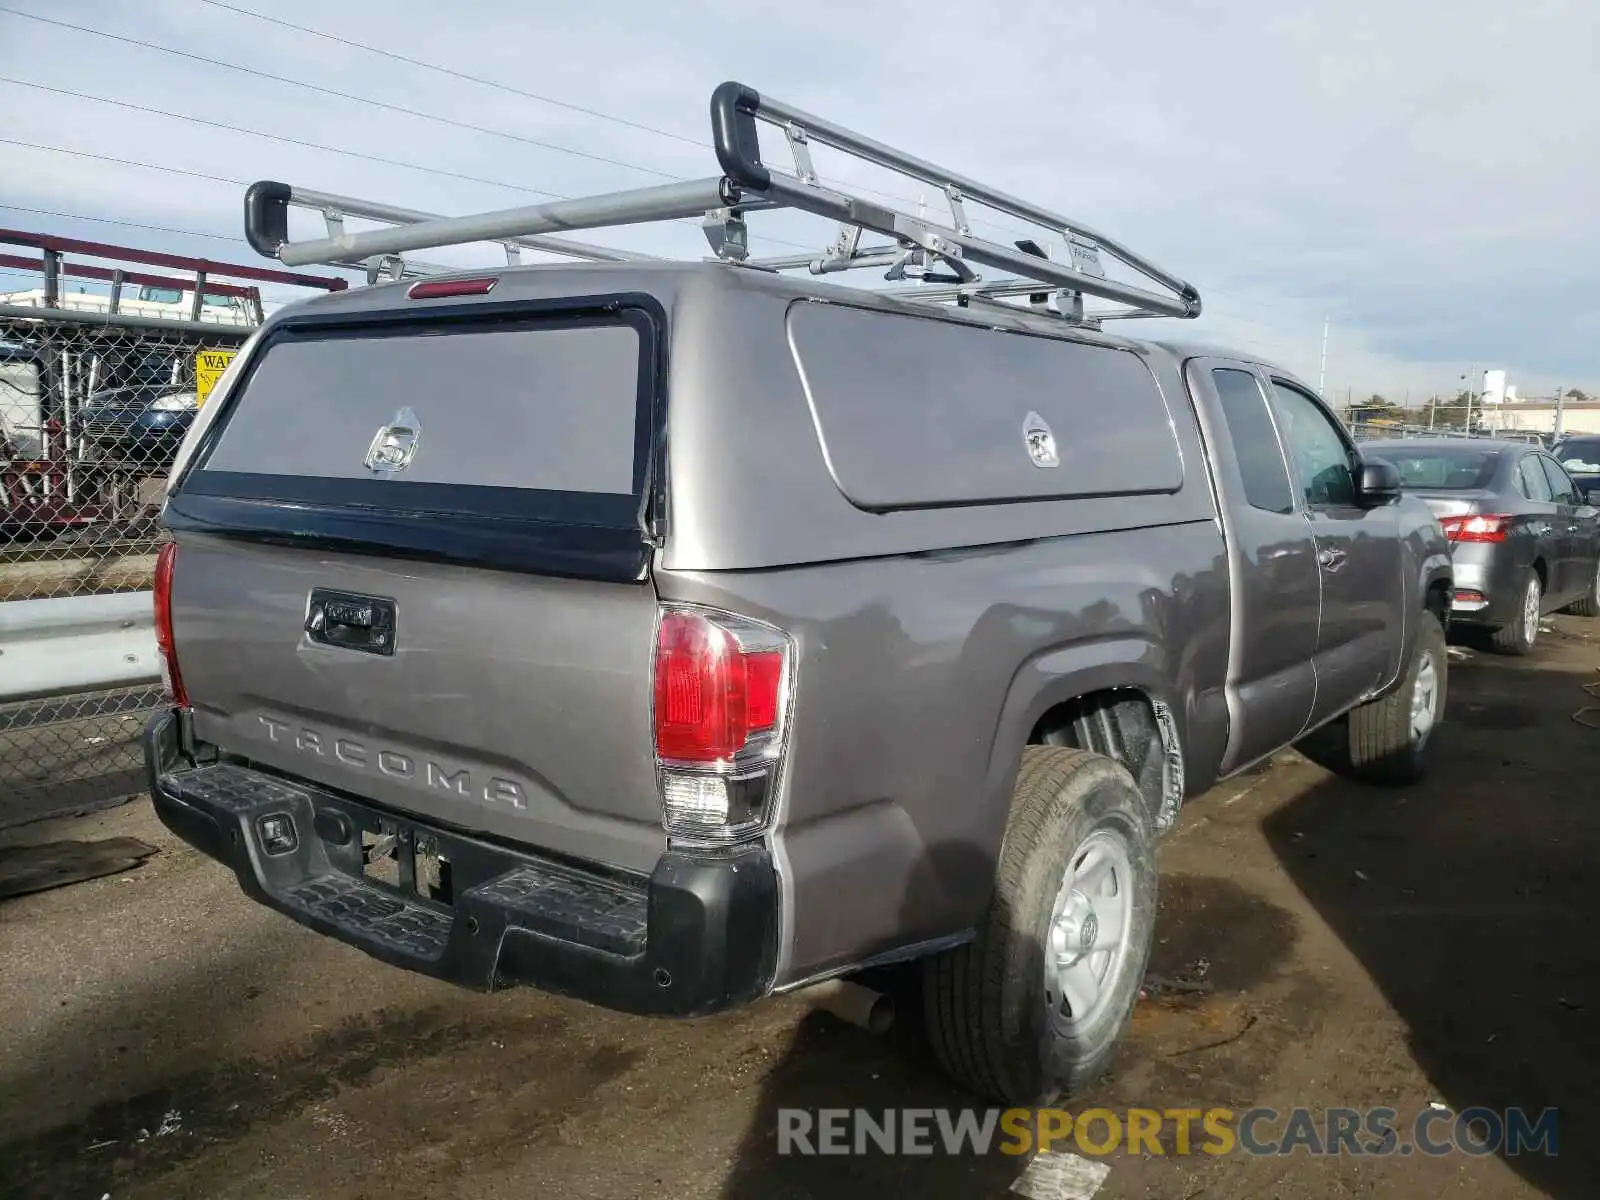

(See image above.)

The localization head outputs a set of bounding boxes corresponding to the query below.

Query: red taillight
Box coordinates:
[407,276,498,299]
[1439,513,1512,543]
[654,611,785,764]
[153,541,189,708]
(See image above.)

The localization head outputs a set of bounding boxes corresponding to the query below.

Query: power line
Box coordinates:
[1,5,1064,259]
[185,0,1029,235]
[0,14,830,256]
[5,2,1037,243]
[193,0,707,150]
[0,6,684,182]
[0,76,570,201]
[0,136,245,187]
[0,204,247,244]
[0,9,1178,281]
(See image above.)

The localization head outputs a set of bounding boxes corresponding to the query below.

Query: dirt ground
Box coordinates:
[2,618,1596,1200]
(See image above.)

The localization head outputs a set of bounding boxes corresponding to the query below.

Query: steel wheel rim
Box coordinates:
[1043,829,1135,1036]
[1410,651,1439,746]
[1524,578,1541,647]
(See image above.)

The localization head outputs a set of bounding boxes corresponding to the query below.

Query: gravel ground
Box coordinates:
[1,617,1596,1199]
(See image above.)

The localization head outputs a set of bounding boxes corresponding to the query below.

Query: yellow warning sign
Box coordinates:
[194,348,237,407]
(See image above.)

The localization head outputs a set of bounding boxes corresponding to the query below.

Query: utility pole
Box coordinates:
[1317,317,1329,397]
[1555,386,1566,442]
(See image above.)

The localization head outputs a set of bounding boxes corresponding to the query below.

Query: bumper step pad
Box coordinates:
[284,872,452,961]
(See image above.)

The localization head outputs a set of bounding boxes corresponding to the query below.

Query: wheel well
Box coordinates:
[1532,558,1548,590]
[1028,688,1171,827]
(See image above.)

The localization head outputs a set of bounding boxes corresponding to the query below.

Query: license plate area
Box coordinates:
[362,825,453,906]
[312,801,454,909]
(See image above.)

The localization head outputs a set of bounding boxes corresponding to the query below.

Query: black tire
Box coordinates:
[1491,570,1542,655]
[1562,558,1600,617]
[1347,611,1447,785]
[922,746,1157,1105]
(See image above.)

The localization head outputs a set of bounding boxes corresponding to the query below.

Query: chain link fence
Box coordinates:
[1,303,254,827]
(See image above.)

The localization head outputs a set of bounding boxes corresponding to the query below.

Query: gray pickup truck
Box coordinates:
[143,83,1453,1106]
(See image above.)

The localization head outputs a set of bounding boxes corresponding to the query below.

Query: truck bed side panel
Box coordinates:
[654,519,1230,986]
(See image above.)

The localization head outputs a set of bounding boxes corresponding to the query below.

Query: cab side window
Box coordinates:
[1269,383,1356,508]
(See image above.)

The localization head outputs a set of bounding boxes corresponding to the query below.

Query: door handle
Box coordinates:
[1317,547,1347,570]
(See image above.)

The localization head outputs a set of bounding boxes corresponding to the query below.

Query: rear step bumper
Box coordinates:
[143,711,777,1016]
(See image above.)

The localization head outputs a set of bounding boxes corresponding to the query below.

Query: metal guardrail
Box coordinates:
[0,590,157,704]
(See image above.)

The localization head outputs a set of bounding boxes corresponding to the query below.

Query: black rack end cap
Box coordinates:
[710,81,771,192]
[244,180,293,260]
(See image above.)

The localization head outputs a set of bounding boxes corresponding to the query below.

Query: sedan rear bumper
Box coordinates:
[1448,542,1527,627]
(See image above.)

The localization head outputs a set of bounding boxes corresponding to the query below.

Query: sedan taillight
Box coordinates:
[1439,513,1512,543]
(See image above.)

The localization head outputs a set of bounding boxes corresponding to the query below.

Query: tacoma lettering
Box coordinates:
[254,716,527,808]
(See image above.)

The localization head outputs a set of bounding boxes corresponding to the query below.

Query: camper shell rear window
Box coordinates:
[167,297,663,580]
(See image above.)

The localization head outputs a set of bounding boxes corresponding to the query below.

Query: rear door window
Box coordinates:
[1541,456,1579,504]
[1519,455,1554,501]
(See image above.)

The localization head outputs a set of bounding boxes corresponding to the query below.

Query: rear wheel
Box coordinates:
[1491,570,1542,655]
[1346,611,1447,785]
[1562,558,1600,617]
[922,747,1157,1105]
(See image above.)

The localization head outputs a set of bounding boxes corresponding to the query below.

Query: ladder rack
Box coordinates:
[244,81,1202,324]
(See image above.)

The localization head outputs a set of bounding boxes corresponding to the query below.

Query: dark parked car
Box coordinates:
[78,343,198,466]
[79,383,198,463]
[1365,438,1600,652]
[1553,435,1600,500]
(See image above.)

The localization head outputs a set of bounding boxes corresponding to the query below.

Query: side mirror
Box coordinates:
[1355,458,1402,506]
[1585,488,1600,508]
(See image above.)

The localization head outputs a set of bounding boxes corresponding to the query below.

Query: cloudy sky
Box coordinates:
[1,0,1595,403]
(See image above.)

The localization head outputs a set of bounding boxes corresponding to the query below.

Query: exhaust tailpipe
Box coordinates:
[796,978,894,1034]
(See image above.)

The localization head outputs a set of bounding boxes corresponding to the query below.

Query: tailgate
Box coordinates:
[162,296,668,872]
[172,536,664,872]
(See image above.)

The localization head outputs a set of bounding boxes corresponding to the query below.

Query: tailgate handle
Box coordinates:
[305,589,397,657]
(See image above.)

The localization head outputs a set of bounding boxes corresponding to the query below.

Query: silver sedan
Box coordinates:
[1363,438,1600,653]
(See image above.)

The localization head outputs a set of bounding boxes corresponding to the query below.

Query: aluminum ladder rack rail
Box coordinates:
[243,184,670,284]
[243,80,1202,322]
